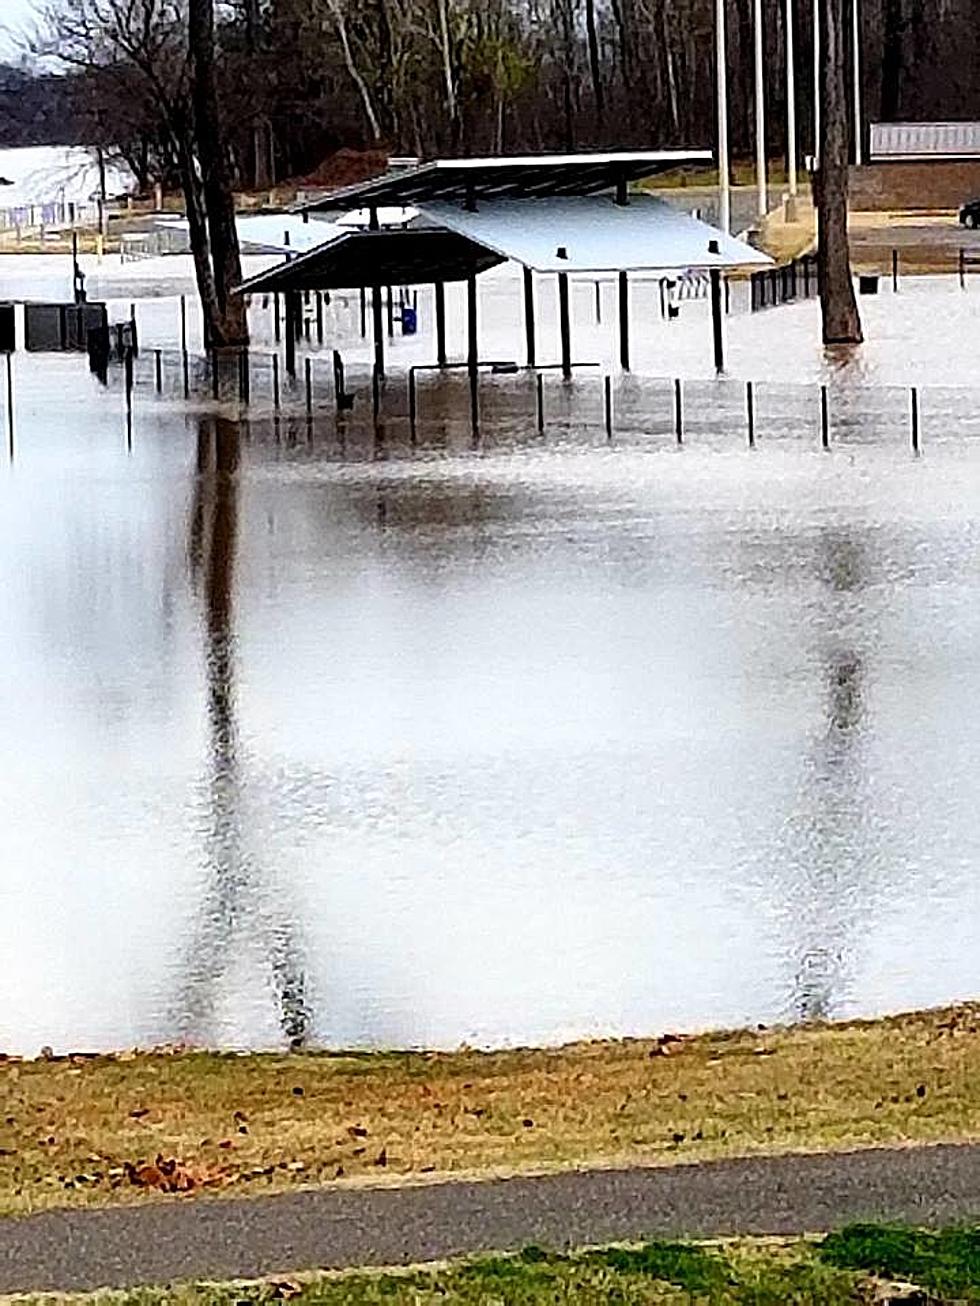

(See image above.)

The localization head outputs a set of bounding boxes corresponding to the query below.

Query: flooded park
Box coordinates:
[4,250,980,1057]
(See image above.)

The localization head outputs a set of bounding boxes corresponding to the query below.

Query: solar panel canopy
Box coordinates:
[237,227,505,294]
[298,150,712,212]
[424,196,771,273]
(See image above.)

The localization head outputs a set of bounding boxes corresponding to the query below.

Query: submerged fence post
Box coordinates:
[746,379,755,449]
[179,295,188,354]
[154,348,162,393]
[272,352,280,410]
[409,367,417,443]
[604,374,613,440]
[211,350,220,401]
[892,248,899,293]
[239,350,250,405]
[536,371,545,433]
[960,248,967,290]
[820,384,830,449]
[304,356,313,415]
[674,377,683,444]
[5,351,14,460]
[911,385,920,454]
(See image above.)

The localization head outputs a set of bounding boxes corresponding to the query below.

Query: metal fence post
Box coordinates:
[911,385,920,454]
[820,384,830,449]
[674,378,683,444]
[746,379,755,448]
[604,374,613,439]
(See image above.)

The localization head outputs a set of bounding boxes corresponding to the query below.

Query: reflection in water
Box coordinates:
[788,533,872,1021]
[179,416,310,1047]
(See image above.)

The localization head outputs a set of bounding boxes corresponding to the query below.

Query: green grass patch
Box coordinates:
[822,1222,980,1298]
[3,1239,866,1304]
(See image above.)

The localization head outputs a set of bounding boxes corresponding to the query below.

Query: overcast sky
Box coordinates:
[1,0,37,57]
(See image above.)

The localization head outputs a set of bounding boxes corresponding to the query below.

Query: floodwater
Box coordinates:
[3,274,980,1055]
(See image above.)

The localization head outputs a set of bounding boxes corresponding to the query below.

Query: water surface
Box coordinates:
[2,349,980,1055]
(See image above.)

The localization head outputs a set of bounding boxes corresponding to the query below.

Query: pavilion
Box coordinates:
[237,151,771,383]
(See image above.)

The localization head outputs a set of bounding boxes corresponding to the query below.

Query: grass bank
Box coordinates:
[9,1225,980,1303]
[3,1003,980,1218]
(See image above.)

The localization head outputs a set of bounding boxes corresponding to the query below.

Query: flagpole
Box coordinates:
[716,0,731,232]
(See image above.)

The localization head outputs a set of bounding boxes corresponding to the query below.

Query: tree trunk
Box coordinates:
[584,0,604,134]
[188,0,248,347]
[880,0,903,119]
[818,0,863,344]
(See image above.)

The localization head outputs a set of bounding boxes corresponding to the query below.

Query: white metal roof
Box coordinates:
[870,121,980,160]
[421,195,771,274]
[422,151,710,170]
[299,150,713,213]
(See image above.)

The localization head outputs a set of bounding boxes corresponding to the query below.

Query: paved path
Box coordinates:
[3,1144,980,1294]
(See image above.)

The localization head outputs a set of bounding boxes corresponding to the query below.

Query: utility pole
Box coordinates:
[785,0,799,219]
[852,0,863,164]
[813,0,821,163]
[716,0,731,232]
[754,0,768,218]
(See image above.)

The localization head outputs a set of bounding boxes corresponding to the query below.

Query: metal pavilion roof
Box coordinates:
[237,226,506,295]
[424,195,771,274]
[297,150,712,213]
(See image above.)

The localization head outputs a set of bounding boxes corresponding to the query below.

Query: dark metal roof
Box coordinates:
[237,227,505,294]
[297,150,712,213]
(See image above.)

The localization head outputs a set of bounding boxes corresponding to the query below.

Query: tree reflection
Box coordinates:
[785,531,876,1022]
[178,416,310,1048]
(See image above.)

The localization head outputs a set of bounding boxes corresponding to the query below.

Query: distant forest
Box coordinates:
[6,0,980,188]
[0,65,82,148]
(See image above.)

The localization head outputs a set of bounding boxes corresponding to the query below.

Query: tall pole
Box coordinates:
[786,0,799,216]
[716,0,731,233]
[753,0,768,218]
[852,0,863,164]
[813,0,821,163]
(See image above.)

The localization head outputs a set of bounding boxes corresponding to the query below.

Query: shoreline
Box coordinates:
[3,1001,979,1220]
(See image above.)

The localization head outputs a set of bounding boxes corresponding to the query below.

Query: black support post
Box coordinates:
[523,266,536,367]
[284,290,297,378]
[558,272,572,380]
[434,282,447,367]
[467,273,479,435]
[710,268,724,375]
[372,284,385,379]
[618,270,630,372]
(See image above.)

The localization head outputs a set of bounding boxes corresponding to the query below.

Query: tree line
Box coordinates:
[10,0,980,194]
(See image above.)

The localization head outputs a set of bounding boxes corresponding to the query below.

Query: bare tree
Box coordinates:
[188,0,247,344]
[40,0,247,347]
[817,0,862,344]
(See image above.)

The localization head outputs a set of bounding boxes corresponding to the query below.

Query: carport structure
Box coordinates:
[238,151,770,385]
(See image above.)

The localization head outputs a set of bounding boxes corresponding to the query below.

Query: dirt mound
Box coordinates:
[292,148,389,192]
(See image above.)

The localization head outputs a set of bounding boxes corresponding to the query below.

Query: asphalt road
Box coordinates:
[3,1144,980,1294]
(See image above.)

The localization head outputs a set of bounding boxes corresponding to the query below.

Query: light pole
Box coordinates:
[716,0,731,233]
[813,0,821,164]
[754,0,768,218]
[852,0,863,164]
[785,0,799,219]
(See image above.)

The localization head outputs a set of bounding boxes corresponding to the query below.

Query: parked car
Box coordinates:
[960,198,980,228]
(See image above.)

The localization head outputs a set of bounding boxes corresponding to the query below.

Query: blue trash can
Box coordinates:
[401,306,418,336]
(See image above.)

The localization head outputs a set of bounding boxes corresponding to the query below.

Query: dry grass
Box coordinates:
[2,1004,980,1218]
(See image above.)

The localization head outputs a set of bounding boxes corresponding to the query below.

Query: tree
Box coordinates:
[40,0,247,347]
[188,0,247,345]
[817,0,862,345]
